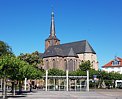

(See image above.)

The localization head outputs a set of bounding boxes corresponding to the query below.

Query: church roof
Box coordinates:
[42,40,96,58]
[68,48,77,57]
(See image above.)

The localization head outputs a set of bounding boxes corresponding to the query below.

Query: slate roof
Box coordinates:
[42,40,96,58]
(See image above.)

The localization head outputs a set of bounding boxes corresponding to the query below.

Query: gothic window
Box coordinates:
[64,59,67,71]
[91,54,93,60]
[74,60,77,71]
[46,60,49,70]
[74,60,75,71]
[55,41,57,45]
[69,59,73,71]
[80,60,84,65]
[48,41,50,45]
[53,59,56,68]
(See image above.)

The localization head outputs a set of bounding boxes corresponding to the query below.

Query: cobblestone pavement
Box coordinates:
[1,89,122,99]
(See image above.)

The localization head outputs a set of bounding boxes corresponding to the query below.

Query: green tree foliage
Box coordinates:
[48,68,65,76]
[0,54,43,93]
[0,54,43,80]
[18,51,43,68]
[89,69,99,79]
[18,51,44,79]
[69,69,86,76]
[79,60,92,71]
[0,41,12,56]
[0,54,17,78]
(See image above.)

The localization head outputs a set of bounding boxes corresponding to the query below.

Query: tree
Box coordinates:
[18,51,43,68]
[0,41,12,56]
[0,54,17,97]
[0,54,43,95]
[48,68,65,76]
[16,60,43,93]
[69,69,86,76]
[79,60,92,71]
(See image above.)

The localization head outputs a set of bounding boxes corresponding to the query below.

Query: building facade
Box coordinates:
[102,57,122,74]
[42,11,98,71]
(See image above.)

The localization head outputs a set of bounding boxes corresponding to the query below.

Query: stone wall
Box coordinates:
[43,53,98,71]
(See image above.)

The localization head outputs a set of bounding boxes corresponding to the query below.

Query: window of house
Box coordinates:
[112,60,120,66]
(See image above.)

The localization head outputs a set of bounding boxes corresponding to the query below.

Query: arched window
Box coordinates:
[48,41,50,44]
[46,60,49,70]
[53,59,56,68]
[92,60,95,65]
[69,59,73,71]
[74,60,77,71]
[64,59,67,71]
[73,60,75,71]
[91,54,93,60]
[55,41,57,45]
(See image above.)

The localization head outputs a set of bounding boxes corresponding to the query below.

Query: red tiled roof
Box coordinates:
[102,57,122,68]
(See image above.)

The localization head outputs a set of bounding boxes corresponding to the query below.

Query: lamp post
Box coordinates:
[86,70,89,92]
[45,70,48,91]
[66,70,68,91]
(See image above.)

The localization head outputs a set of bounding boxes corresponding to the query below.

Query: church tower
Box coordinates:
[45,11,60,50]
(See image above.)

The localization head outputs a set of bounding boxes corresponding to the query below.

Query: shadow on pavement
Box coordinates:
[0,90,37,98]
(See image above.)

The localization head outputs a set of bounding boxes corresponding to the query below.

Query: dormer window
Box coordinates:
[112,60,120,66]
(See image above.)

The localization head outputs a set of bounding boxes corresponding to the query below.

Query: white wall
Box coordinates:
[102,67,122,74]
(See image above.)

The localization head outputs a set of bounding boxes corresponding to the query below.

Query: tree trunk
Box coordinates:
[1,79,3,90]
[19,80,22,93]
[2,78,7,99]
[30,80,32,92]
[11,81,15,96]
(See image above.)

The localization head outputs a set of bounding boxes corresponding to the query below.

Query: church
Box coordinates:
[41,11,98,71]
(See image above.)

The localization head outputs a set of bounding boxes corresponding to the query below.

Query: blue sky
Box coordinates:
[0,0,122,69]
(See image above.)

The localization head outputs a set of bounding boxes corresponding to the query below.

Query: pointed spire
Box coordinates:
[50,11,56,37]
[45,11,60,50]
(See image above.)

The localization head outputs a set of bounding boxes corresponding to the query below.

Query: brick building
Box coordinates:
[41,11,98,71]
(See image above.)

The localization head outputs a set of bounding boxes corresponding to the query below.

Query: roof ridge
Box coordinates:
[61,40,87,46]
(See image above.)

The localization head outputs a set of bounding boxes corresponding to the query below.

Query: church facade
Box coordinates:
[42,12,98,71]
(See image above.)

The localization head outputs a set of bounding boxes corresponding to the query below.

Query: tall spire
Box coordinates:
[50,11,56,37]
[45,11,60,50]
